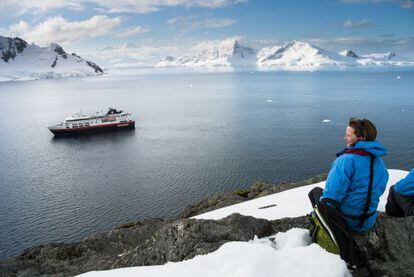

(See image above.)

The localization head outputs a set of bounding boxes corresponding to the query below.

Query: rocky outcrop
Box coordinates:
[113,213,273,268]
[3,212,413,277]
[2,175,414,277]
[0,37,28,63]
[86,61,104,74]
[354,214,414,276]
[51,44,68,59]
[179,174,327,218]
[0,214,274,276]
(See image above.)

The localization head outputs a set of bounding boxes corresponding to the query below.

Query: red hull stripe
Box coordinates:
[51,121,135,133]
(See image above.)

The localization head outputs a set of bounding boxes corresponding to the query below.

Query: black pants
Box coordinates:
[386,185,414,217]
[308,187,359,265]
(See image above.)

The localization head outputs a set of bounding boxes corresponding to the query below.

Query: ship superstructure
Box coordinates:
[48,108,135,136]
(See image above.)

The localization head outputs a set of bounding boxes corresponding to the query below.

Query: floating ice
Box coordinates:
[189,84,194,88]
[267,100,273,103]
[322,119,331,123]
[396,76,401,79]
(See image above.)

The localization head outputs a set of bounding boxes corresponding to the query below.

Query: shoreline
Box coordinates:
[1,171,414,276]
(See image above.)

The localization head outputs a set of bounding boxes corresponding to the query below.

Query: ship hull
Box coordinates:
[49,121,135,137]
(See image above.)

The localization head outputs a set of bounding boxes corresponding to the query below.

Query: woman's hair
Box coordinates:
[349,117,377,141]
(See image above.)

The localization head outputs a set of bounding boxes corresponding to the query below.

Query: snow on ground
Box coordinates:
[79,228,350,277]
[77,169,407,277]
[195,169,407,221]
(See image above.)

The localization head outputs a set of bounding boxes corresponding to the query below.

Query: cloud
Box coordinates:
[0,0,247,15]
[0,0,83,15]
[91,42,184,67]
[341,0,414,10]
[90,0,247,13]
[115,26,150,38]
[343,19,372,28]
[0,15,121,46]
[167,15,236,32]
[306,35,414,56]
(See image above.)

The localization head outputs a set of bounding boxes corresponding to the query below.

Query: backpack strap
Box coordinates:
[340,152,376,229]
[358,154,375,229]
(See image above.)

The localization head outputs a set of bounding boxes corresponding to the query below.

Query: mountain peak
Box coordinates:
[339,49,359,58]
[0,36,29,63]
[49,43,68,59]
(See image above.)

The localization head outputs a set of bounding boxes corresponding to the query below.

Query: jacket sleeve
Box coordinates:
[395,169,414,196]
[321,155,354,203]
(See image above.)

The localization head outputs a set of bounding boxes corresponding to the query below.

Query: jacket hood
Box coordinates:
[348,141,387,157]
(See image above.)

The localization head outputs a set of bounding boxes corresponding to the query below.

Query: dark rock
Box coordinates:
[178,192,247,218]
[343,49,359,58]
[353,214,414,276]
[113,213,273,268]
[270,215,312,233]
[0,36,28,63]
[86,61,104,74]
[52,44,67,59]
[14,38,28,53]
[247,181,273,199]
[0,218,166,276]
[0,215,272,276]
[51,56,58,68]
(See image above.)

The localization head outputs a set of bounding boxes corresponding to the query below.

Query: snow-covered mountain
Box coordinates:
[156,38,256,68]
[339,49,359,58]
[156,39,414,69]
[338,48,412,66]
[0,36,103,82]
[256,41,352,67]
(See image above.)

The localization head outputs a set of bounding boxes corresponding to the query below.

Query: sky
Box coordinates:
[0,0,413,65]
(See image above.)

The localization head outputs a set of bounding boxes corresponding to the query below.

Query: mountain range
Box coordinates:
[1,35,413,82]
[156,39,414,69]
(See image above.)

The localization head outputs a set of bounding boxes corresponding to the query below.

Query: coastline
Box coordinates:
[2,171,414,276]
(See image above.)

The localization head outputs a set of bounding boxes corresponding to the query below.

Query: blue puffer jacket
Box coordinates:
[395,169,414,196]
[321,141,389,232]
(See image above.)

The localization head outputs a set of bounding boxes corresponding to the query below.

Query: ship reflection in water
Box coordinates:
[48,107,135,137]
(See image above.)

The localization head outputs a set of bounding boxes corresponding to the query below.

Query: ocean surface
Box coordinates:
[0,68,413,259]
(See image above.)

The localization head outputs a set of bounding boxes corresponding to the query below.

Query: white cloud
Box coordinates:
[341,0,413,10]
[90,0,247,13]
[91,42,183,67]
[0,15,121,46]
[167,15,236,32]
[343,19,372,28]
[0,0,247,15]
[0,0,83,15]
[116,26,150,38]
[203,18,236,28]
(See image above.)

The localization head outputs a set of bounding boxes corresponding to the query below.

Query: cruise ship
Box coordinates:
[48,108,135,136]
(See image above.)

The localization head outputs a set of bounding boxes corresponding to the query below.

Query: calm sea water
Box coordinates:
[0,68,413,259]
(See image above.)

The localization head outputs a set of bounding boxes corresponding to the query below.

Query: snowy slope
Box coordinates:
[257,40,354,68]
[0,36,103,82]
[78,169,407,277]
[79,229,350,277]
[338,48,413,67]
[155,38,256,68]
[195,169,407,220]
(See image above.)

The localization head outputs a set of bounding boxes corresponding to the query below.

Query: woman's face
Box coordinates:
[344,125,360,147]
